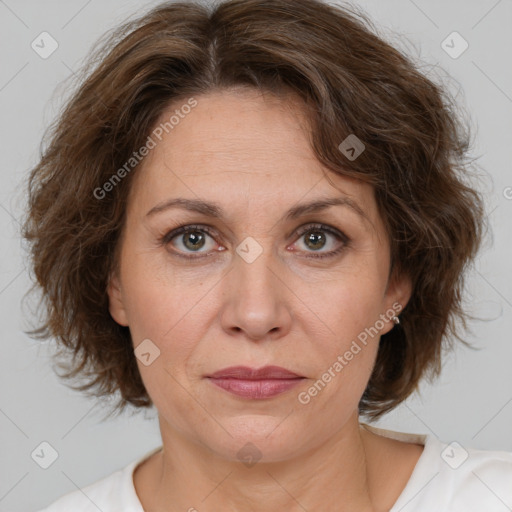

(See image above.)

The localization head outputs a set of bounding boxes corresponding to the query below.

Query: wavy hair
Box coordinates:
[23,0,486,420]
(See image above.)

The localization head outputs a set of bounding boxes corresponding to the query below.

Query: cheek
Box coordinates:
[125,283,210,381]
[300,272,385,401]
[119,244,211,339]
[315,265,387,336]
[124,269,214,419]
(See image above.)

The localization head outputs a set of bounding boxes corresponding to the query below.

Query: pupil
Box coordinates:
[184,232,205,250]
[306,231,325,250]
[181,231,326,252]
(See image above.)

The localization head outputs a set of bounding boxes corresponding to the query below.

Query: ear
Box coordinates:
[107,270,129,327]
[380,270,412,336]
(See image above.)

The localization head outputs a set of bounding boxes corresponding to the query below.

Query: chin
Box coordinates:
[202,415,312,464]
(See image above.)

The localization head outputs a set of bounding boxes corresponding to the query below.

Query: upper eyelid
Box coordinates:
[162,223,351,262]
[164,222,348,246]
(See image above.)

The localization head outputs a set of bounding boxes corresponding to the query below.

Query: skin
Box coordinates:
[108,88,423,512]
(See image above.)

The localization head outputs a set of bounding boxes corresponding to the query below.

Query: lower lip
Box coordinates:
[207,377,304,399]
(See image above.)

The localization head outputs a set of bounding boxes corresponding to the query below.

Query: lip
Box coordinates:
[208,365,302,380]
[206,365,304,399]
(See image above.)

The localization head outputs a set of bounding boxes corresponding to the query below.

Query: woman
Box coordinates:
[24,0,512,510]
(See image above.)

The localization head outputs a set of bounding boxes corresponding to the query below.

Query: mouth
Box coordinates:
[206,365,305,399]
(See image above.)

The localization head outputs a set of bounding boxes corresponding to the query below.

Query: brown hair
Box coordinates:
[23,0,486,420]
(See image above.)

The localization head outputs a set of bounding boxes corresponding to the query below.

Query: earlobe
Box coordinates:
[107,271,129,326]
[381,270,413,335]
[392,272,413,317]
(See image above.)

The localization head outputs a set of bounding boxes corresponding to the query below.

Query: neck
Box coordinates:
[140,412,379,512]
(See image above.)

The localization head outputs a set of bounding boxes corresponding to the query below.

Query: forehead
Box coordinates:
[129,88,378,224]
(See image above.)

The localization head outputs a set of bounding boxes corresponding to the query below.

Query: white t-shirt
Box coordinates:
[35,424,512,512]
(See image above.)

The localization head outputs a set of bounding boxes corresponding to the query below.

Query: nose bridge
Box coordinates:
[220,236,291,340]
[236,238,276,291]
[234,236,281,304]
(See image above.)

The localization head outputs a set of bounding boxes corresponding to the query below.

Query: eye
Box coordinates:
[292,223,350,259]
[161,224,220,259]
[160,223,350,260]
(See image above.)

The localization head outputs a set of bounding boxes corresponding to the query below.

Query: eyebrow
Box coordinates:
[146,196,371,227]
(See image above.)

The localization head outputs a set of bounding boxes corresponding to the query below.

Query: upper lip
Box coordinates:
[207,365,303,380]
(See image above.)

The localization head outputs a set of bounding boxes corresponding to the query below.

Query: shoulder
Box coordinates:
[360,423,512,512]
[443,442,512,511]
[396,435,512,511]
[35,465,132,512]
[33,450,155,512]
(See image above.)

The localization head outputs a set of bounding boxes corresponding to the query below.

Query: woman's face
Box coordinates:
[108,88,411,462]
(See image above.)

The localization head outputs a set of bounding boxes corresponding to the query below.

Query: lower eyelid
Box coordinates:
[163,224,349,258]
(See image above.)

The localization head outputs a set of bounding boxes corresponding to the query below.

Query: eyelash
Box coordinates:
[159,223,350,260]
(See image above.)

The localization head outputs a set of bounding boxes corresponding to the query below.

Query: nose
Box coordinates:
[219,244,293,342]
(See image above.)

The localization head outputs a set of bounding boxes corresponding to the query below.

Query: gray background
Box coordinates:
[0,0,511,510]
